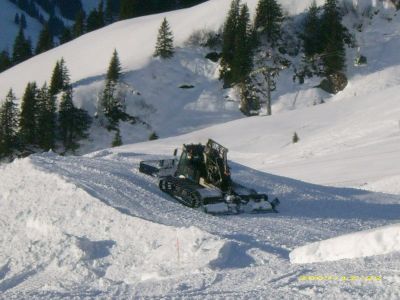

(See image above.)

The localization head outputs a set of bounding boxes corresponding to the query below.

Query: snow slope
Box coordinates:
[1,1,400,297]
[0,149,399,298]
[0,1,42,52]
[2,0,400,153]
[0,156,229,296]
[290,223,400,264]
[113,72,400,192]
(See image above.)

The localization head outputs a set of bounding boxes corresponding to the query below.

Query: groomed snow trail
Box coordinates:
[1,151,398,298]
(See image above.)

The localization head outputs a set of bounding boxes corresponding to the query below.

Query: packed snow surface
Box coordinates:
[290,223,400,264]
[0,148,399,298]
[1,0,400,298]
[0,156,228,296]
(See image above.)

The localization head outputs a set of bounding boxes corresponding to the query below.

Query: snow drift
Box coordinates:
[0,157,227,294]
[290,223,400,264]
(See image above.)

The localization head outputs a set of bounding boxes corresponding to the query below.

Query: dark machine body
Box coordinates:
[139,139,279,214]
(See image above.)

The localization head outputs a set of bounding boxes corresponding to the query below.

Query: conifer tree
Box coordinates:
[51,60,91,152]
[0,89,19,157]
[98,0,105,27]
[254,0,283,46]
[0,51,12,72]
[12,26,32,64]
[58,87,91,152]
[87,1,105,32]
[19,82,38,147]
[232,4,253,83]
[119,0,136,20]
[100,50,125,127]
[36,23,54,55]
[49,58,70,96]
[320,0,346,75]
[49,60,62,96]
[149,131,159,140]
[292,132,299,143]
[36,83,56,150]
[112,129,123,147]
[106,49,122,82]
[220,0,240,85]
[154,18,174,59]
[105,0,115,23]
[60,27,72,44]
[302,1,322,58]
[20,14,27,29]
[220,1,254,86]
[239,78,261,116]
[72,10,86,38]
[58,87,75,151]
[60,58,71,90]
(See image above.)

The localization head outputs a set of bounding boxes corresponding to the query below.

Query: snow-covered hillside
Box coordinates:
[2,0,400,153]
[0,1,42,52]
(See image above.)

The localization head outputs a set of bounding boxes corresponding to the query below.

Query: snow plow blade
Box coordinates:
[139,159,177,177]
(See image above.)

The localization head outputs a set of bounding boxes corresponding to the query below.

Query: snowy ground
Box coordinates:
[1,0,400,298]
[0,1,42,52]
[0,150,399,299]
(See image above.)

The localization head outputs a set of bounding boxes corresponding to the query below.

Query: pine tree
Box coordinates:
[105,0,115,23]
[58,87,76,151]
[47,15,66,37]
[98,0,105,27]
[60,27,72,44]
[320,0,346,75]
[149,131,159,140]
[154,18,174,59]
[0,89,19,157]
[232,4,253,83]
[119,0,136,20]
[72,10,86,38]
[100,50,125,127]
[0,51,12,72]
[220,0,241,85]
[20,14,27,29]
[49,60,62,96]
[302,1,322,58]
[12,26,33,64]
[112,129,123,147]
[60,58,71,91]
[35,23,54,54]
[36,83,56,150]
[292,132,299,143]
[239,78,261,116]
[49,58,70,96]
[19,82,38,147]
[87,1,105,32]
[254,0,283,46]
[58,87,91,152]
[107,49,122,82]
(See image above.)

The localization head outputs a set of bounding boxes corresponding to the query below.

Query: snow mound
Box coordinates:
[0,157,226,294]
[290,223,400,264]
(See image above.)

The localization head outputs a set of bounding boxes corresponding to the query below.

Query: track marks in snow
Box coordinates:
[9,152,399,299]
[0,261,10,281]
